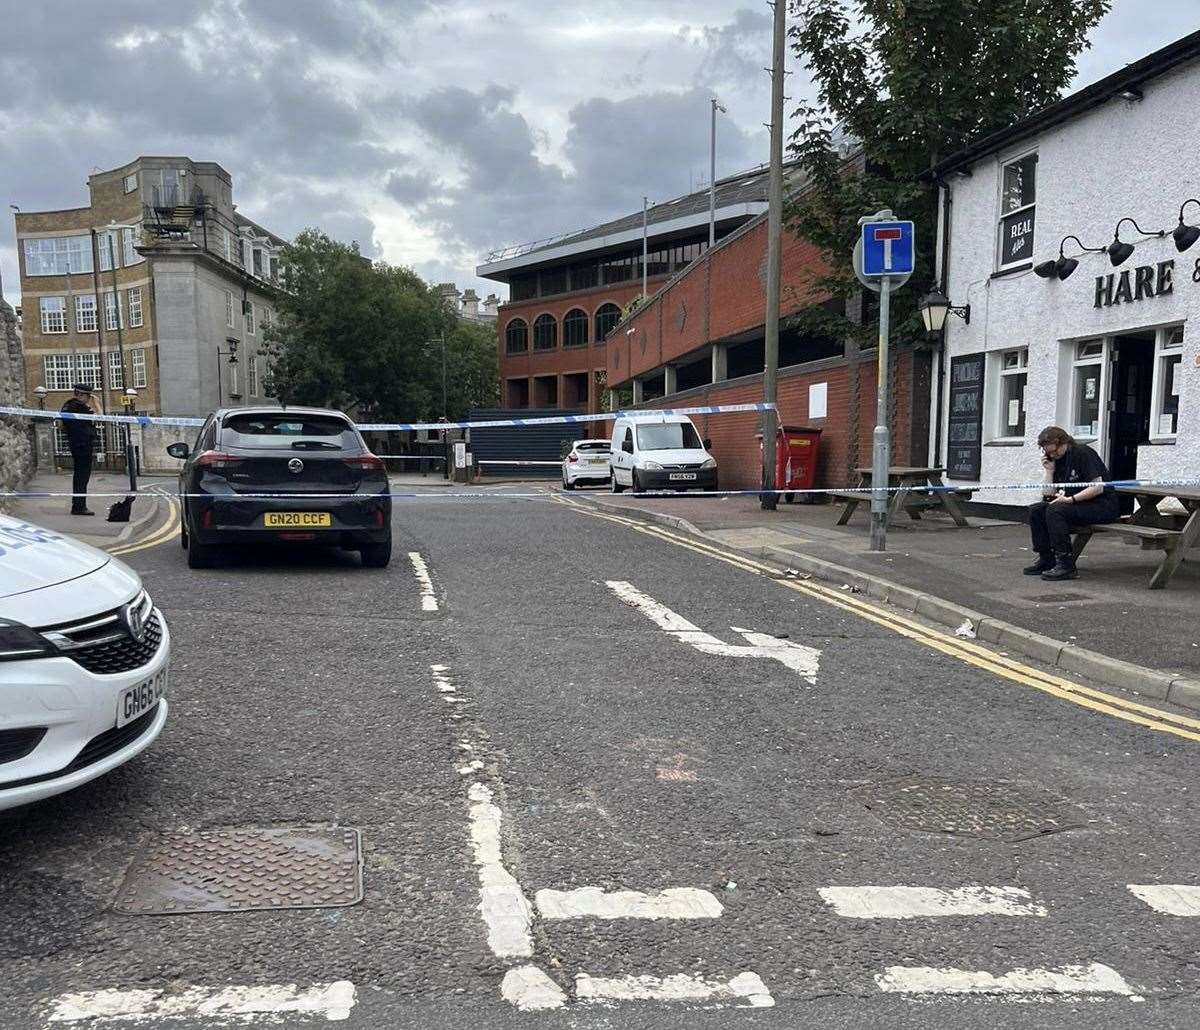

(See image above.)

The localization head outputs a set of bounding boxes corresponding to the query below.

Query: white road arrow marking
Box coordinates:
[606,581,821,683]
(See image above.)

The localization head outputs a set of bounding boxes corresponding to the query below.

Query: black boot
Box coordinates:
[1041,553,1077,581]
[1023,552,1056,575]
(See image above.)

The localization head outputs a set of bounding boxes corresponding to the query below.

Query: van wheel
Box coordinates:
[611,474,624,494]
[631,471,641,494]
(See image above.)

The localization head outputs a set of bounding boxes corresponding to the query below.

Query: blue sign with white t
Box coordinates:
[861,220,915,277]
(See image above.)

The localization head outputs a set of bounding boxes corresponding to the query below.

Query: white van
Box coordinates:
[609,413,718,493]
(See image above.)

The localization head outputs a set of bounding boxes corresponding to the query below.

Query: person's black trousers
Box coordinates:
[1029,496,1120,556]
[69,445,94,512]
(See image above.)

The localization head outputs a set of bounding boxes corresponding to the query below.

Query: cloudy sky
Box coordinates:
[1,0,1196,307]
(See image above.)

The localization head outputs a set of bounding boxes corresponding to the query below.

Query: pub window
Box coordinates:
[1152,326,1183,437]
[504,318,528,354]
[594,303,620,343]
[532,313,557,351]
[1071,339,1104,439]
[998,152,1036,269]
[997,348,1028,438]
[563,308,588,348]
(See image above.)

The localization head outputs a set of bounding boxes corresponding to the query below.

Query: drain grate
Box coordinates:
[854,778,1085,842]
[113,826,363,915]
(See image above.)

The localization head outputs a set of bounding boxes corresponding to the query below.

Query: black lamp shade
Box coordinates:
[1108,239,1135,266]
[1056,256,1080,280]
[1174,222,1200,253]
[1033,259,1059,279]
[917,291,950,333]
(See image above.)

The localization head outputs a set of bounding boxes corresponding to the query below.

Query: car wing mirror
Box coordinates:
[166,442,190,459]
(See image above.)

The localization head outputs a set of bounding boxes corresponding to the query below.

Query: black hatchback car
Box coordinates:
[167,407,392,569]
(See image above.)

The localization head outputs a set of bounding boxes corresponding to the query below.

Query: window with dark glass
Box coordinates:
[563,308,588,347]
[569,263,598,291]
[505,318,528,354]
[511,274,538,302]
[998,153,1036,268]
[601,254,633,284]
[539,267,568,296]
[594,303,620,342]
[533,314,557,350]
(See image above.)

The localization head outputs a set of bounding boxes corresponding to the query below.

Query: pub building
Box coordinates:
[927,30,1200,511]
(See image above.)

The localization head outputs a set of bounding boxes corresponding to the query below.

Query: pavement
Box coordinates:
[3,483,1200,1027]
[582,488,1200,683]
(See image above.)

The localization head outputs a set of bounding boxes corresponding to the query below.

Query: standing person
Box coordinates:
[60,384,98,516]
[1024,426,1119,581]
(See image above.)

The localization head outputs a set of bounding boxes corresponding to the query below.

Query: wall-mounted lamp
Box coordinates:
[1106,217,1166,267]
[1173,199,1200,253]
[1033,235,1106,281]
[917,290,970,332]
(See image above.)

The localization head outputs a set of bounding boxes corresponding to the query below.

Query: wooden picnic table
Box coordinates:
[831,466,971,528]
[1071,485,1200,589]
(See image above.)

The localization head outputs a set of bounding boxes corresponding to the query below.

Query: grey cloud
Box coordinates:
[385,172,435,205]
[690,7,773,93]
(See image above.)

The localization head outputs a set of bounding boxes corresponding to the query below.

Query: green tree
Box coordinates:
[787,0,1110,345]
[441,319,500,420]
[262,230,445,421]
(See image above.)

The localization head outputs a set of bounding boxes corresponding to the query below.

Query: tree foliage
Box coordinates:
[262,230,497,422]
[787,0,1110,346]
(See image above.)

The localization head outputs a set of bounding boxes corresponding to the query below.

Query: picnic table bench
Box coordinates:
[832,466,973,528]
[1071,485,1200,589]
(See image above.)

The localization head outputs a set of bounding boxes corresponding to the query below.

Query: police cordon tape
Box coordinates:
[4,478,1200,502]
[0,402,777,432]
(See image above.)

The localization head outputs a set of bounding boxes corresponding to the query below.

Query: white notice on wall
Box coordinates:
[1085,377,1097,400]
[1007,398,1020,429]
[454,441,467,468]
[809,382,828,419]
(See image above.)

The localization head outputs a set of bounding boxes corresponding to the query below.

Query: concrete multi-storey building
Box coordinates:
[15,156,284,464]
[476,167,773,414]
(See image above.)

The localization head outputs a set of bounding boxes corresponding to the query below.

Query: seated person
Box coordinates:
[1025,426,1119,581]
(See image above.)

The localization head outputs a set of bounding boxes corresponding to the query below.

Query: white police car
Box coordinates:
[0,514,169,812]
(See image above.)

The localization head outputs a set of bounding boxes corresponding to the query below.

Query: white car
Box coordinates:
[0,514,169,812]
[561,439,612,489]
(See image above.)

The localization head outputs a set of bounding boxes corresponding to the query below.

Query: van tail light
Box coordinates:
[343,454,386,472]
[195,451,239,469]
[567,453,578,463]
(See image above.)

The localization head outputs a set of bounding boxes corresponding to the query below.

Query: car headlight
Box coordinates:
[0,619,59,662]
[641,461,663,470]
[701,457,717,469]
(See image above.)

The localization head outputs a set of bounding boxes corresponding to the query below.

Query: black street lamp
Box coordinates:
[917,290,970,332]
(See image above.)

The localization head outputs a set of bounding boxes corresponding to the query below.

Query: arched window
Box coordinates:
[594,303,621,342]
[563,308,588,348]
[504,318,528,354]
[533,314,557,350]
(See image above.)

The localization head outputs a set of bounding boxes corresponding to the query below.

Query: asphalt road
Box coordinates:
[4,484,1200,1028]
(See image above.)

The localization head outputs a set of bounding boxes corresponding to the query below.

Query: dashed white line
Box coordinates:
[46,981,357,1024]
[819,885,1047,919]
[575,971,774,1008]
[501,966,568,1012]
[408,552,438,611]
[606,580,821,682]
[467,781,534,960]
[1127,884,1200,915]
[536,887,723,921]
[875,963,1135,998]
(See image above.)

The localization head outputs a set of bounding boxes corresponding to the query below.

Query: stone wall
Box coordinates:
[0,291,34,509]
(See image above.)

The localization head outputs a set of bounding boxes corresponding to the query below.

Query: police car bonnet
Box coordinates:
[0,515,110,600]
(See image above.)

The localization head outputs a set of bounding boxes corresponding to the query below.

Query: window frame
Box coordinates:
[1069,338,1106,442]
[225,290,235,328]
[44,353,74,390]
[40,296,67,334]
[1151,325,1184,439]
[23,235,93,276]
[248,353,259,397]
[594,303,621,344]
[996,151,1037,271]
[127,286,143,328]
[75,352,102,391]
[108,350,125,390]
[562,308,589,348]
[123,172,138,194]
[75,294,97,333]
[97,230,119,272]
[994,347,1028,441]
[504,318,528,355]
[103,290,123,331]
[245,301,256,336]
[532,313,557,351]
[131,348,148,389]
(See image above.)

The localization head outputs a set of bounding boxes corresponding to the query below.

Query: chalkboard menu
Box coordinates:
[947,353,984,480]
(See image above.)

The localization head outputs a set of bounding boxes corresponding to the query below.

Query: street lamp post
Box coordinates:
[642,196,649,298]
[709,98,726,249]
[120,386,138,490]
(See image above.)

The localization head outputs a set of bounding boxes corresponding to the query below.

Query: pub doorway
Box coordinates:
[1107,330,1155,512]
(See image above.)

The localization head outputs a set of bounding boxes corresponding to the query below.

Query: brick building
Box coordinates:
[14,157,284,465]
[607,213,933,491]
[476,167,774,416]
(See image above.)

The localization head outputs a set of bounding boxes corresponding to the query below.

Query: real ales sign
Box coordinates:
[947,353,985,481]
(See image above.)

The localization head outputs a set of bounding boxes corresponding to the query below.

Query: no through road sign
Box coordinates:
[861,220,915,277]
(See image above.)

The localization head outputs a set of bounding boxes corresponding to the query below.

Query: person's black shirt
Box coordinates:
[1052,444,1113,496]
[60,398,95,452]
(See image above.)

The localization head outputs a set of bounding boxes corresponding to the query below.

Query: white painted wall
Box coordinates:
[936,58,1200,506]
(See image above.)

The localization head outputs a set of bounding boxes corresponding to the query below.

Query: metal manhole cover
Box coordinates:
[1029,593,1090,603]
[113,826,363,915]
[854,778,1085,842]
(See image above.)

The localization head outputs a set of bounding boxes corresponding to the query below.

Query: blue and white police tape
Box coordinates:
[4,477,1200,502]
[0,401,777,433]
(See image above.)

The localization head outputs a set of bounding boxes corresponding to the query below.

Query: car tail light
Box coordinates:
[567,453,578,463]
[195,451,239,469]
[202,509,214,529]
[343,454,386,472]
[374,509,385,528]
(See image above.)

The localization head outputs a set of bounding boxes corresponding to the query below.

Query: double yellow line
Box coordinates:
[557,494,1200,744]
[108,489,181,557]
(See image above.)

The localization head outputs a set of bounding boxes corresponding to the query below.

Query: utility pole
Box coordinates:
[104,226,136,491]
[760,0,786,511]
[709,98,726,248]
[440,330,447,418]
[642,196,649,298]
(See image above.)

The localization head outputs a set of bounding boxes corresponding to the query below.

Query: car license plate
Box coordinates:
[117,668,167,728]
[669,472,697,481]
[588,458,608,465]
[264,512,332,528]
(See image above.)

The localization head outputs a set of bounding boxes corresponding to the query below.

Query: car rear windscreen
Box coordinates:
[577,441,610,451]
[223,414,359,450]
[636,422,701,451]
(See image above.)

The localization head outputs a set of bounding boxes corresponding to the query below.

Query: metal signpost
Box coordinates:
[853,210,914,552]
